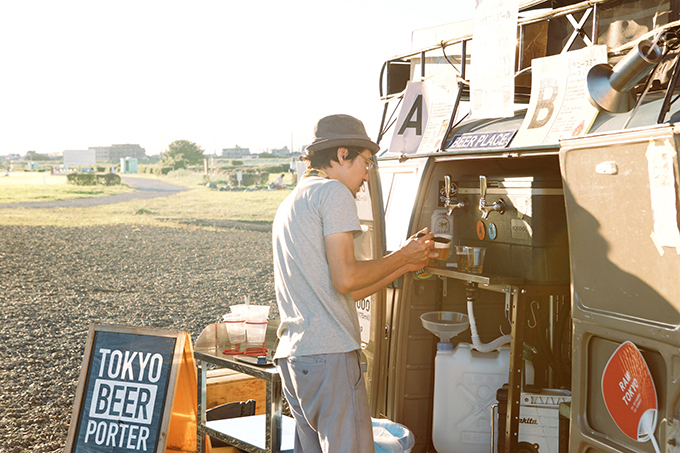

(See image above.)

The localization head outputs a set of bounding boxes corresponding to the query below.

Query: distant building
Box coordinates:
[271,146,290,157]
[222,145,251,159]
[89,146,111,162]
[110,144,146,160]
[88,144,146,162]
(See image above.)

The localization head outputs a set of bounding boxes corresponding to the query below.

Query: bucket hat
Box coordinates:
[307,114,380,154]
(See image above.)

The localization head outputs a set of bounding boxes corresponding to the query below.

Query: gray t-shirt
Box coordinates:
[272,175,362,359]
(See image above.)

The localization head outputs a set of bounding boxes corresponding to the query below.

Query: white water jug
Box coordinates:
[432,343,510,453]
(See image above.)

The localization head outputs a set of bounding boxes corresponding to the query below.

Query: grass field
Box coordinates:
[0,171,292,228]
[0,172,135,202]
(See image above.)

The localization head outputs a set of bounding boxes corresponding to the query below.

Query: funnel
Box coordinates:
[421,311,469,343]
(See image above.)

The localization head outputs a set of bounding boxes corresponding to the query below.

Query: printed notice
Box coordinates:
[513,46,607,147]
[646,139,680,248]
[417,73,464,153]
[470,0,519,119]
[356,297,371,346]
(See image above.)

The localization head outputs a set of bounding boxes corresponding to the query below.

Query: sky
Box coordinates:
[0,1,474,157]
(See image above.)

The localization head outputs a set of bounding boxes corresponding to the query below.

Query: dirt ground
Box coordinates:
[0,223,276,452]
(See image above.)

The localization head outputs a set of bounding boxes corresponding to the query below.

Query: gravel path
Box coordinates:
[0,223,276,452]
[0,176,188,209]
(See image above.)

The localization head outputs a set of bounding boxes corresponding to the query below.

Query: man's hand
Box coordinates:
[399,227,437,272]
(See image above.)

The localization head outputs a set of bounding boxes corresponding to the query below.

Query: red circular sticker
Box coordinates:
[602,341,658,443]
[476,221,486,240]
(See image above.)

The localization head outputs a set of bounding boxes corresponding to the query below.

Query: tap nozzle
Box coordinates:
[444,175,468,215]
[478,175,505,219]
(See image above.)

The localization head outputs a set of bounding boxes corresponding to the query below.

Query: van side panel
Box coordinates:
[561,125,680,453]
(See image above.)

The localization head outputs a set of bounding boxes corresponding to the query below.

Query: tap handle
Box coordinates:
[445,175,451,199]
[480,175,487,199]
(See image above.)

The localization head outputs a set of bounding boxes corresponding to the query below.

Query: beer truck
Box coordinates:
[354,0,680,452]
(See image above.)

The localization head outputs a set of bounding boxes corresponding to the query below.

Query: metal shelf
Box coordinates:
[425,266,524,287]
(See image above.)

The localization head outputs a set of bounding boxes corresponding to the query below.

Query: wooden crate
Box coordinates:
[206,368,267,414]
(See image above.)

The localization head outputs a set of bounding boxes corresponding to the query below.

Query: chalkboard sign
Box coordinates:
[65,324,197,453]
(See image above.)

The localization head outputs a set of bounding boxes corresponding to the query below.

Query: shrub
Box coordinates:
[259,171,270,184]
[231,160,244,166]
[66,173,121,186]
[154,166,173,175]
[96,174,121,185]
[67,173,96,185]
[227,171,263,186]
[271,164,290,173]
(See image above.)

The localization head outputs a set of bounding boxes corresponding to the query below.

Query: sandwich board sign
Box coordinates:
[65,324,197,453]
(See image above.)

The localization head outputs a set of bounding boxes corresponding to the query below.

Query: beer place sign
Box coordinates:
[66,324,197,453]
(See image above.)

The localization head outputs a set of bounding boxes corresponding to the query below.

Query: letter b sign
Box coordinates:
[528,79,558,129]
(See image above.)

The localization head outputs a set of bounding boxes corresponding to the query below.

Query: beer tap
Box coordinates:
[478,175,505,219]
[444,175,468,215]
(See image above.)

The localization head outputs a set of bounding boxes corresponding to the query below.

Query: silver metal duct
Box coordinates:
[586,39,663,114]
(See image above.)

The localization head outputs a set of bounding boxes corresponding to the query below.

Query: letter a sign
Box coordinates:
[602,341,661,452]
[388,81,428,155]
[387,74,463,155]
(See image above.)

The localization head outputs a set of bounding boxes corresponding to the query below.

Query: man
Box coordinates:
[272,114,436,452]
[275,173,287,189]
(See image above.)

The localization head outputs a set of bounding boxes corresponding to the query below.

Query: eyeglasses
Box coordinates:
[357,153,375,172]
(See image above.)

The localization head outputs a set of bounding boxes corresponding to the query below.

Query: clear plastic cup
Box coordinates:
[246,321,268,346]
[466,246,486,274]
[238,305,269,346]
[246,305,270,322]
[222,313,246,344]
[230,304,249,318]
[455,245,469,271]
[433,234,452,261]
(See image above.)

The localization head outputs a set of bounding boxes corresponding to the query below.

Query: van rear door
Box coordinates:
[560,124,680,452]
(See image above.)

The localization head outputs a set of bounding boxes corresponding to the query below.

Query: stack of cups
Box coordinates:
[228,303,271,346]
[245,305,270,346]
[222,313,246,345]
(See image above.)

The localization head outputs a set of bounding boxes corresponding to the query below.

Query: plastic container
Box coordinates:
[230,304,249,318]
[244,305,270,346]
[246,305,270,322]
[372,418,415,453]
[433,233,453,261]
[222,313,246,344]
[432,343,510,453]
[246,321,268,345]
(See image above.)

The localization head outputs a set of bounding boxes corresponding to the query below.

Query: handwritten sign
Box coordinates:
[513,46,607,147]
[602,341,660,452]
[470,0,519,119]
[66,324,197,453]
